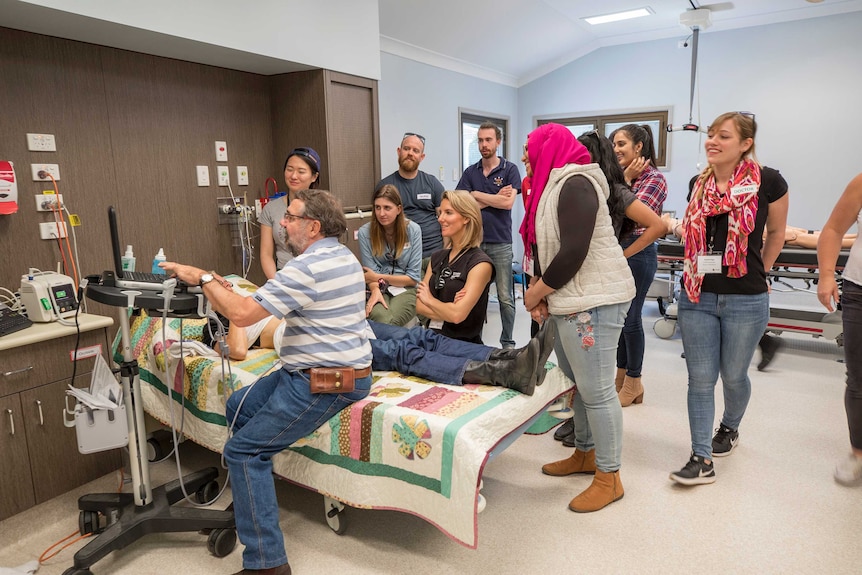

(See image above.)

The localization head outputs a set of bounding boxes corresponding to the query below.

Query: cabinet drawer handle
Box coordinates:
[2,365,34,377]
[35,400,44,426]
[5,409,13,436]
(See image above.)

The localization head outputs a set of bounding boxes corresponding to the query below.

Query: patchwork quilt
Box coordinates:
[124,307,574,548]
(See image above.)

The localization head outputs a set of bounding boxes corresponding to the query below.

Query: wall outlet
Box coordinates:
[453,167,459,181]
[31,163,60,181]
[39,221,67,239]
[215,141,228,162]
[438,166,445,181]
[236,165,249,186]
[26,133,56,152]
[35,193,63,211]
[217,165,230,186]
[196,165,210,186]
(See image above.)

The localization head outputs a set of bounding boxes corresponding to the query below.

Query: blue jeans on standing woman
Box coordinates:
[224,367,371,569]
[481,242,516,348]
[368,320,492,384]
[841,280,862,450]
[553,302,628,472]
[677,290,769,459]
[617,238,658,378]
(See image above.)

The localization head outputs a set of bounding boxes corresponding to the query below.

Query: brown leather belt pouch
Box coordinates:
[309,367,355,394]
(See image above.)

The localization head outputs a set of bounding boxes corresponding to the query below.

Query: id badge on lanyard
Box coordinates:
[697,218,723,275]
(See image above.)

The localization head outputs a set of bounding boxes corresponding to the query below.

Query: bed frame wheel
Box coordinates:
[207,528,237,558]
[196,480,220,504]
[653,318,677,339]
[62,568,93,575]
[324,497,347,535]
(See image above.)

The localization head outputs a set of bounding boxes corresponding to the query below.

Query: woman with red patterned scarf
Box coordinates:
[669,112,789,486]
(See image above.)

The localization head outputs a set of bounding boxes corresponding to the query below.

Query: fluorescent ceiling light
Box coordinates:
[584,7,653,25]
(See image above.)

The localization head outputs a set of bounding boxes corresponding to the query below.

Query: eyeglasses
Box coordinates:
[402,132,426,145]
[435,266,453,290]
[283,211,314,224]
[736,111,756,120]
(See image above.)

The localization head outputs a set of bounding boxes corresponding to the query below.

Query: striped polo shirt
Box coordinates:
[252,237,371,370]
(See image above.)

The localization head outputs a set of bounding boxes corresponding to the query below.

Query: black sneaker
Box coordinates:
[712,423,739,457]
[554,418,574,441]
[669,454,716,485]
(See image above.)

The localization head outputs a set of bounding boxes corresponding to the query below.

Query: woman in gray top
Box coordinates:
[258,147,321,278]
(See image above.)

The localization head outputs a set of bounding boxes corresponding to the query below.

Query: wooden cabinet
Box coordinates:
[269,69,380,210]
[0,315,121,520]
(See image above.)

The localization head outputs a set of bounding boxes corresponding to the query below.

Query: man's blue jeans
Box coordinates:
[617,240,658,377]
[481,242,516,348]
[677,290,768,459]
[368,320,492,384]
[553,302,627,472]
[224,368,371,569]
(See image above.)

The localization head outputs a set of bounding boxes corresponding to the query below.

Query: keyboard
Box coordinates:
[0,304,33,337]
[124,271,168,282]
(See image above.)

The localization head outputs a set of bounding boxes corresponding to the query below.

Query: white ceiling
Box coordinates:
[379,0,862,86]
[2,1,862,85]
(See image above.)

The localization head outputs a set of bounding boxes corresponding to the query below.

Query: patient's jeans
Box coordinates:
[368,320,492,384]
[616,239,658,377]
[224,368,370,570]
[842,280,862,450]
[677,290,768,459]
[552,303,627,472]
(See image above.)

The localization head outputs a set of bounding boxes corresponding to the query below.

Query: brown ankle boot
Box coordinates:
[541,449,596,476]
[619,375,644,407]
[614,368,626,393]
[568,469,624,513]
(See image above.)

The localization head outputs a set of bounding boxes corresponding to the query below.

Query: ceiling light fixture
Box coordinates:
[584,7,654,25]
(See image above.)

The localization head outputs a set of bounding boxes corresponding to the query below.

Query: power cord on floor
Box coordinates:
[38,530,91,564]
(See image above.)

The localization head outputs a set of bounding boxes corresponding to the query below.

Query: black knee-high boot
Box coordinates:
[463,337,540,395]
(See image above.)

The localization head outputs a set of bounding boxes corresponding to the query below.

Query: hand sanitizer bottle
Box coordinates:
[121,245,136,272]
[152,248,166,275]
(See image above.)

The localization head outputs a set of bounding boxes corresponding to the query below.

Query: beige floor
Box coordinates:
[2,292,861,575]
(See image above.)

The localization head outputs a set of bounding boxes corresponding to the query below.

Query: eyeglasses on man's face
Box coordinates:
[402,132,426,145]
[283,211,314,224]
[435,266,453,290]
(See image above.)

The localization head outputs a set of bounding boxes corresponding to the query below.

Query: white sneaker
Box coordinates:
[834,453,862,486]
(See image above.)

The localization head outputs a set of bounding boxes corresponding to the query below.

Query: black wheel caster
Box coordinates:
[207,528,237,558]
[196,480,220,504]
[325,499,347,535]
[79,510,101,536]
[62,568,93,575]
[146,437,164,462]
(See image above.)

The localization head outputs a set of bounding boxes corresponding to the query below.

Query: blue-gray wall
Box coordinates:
[516,12,862,228]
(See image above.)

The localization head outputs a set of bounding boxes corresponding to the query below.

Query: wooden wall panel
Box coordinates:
[0,28,114,291]
[0,27,273,293]
[269,70,328,191]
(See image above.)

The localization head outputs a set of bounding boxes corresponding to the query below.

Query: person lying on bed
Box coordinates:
[206,314,556,396]
[162,189,368,575]
[664,214,856,250]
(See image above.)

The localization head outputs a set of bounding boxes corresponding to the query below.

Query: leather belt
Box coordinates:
[301,366,372,378]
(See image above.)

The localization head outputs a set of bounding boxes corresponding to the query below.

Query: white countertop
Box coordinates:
[0,314,114,352]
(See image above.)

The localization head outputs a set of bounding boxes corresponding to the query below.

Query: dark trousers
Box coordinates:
[843,280,862,450]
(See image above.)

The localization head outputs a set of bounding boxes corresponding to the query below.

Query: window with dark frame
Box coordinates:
[537,110,669,169]
[460,111,510,173]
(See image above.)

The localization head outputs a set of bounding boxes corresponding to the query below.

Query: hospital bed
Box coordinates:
[650,240,848,345]
[122,306,573,549]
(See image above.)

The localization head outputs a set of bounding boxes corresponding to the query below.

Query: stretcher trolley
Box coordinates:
[651,241,849,345]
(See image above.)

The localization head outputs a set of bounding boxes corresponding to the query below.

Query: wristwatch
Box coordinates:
[199,272,215,287]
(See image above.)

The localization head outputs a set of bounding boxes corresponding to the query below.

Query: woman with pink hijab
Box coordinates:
[522,123,634,513]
